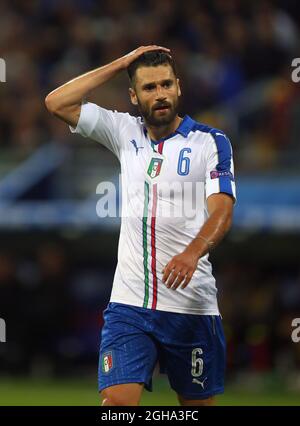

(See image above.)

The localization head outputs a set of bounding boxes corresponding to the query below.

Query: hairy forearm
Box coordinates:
[186,208,232,259]
[45,57,125,112]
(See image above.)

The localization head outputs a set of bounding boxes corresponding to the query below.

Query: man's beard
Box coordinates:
[137,98,179,127]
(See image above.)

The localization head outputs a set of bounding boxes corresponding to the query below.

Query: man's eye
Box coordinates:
[145,86,155,91]
[163,82,172,88]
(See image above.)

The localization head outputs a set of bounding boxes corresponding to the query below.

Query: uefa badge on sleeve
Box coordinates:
[102,351,114,374]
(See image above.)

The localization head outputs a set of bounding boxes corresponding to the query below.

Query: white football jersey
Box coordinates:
[70,102,236,315]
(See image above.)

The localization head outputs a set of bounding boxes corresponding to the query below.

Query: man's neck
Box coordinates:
[145,115,183,142]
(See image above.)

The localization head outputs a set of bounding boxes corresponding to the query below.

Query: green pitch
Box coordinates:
[0,377,299,406]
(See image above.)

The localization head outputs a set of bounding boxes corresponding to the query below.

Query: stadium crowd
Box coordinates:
[0,0,300,171]
[0,0,300,389]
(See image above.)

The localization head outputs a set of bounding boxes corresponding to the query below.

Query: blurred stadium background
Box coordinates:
[0,0,300,406]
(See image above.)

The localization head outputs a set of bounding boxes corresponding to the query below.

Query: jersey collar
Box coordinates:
[143,114,194,144]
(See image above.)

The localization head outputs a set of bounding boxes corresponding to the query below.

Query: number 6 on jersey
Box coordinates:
[177,148,191,176]
[191,347,204,377]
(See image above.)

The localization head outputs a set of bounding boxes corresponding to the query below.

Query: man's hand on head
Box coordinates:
[121,45,171,69]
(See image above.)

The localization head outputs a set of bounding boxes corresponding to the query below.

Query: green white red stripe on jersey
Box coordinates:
[142,141,164,309]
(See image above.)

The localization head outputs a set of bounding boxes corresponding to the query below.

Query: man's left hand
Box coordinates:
[162,248,199,290]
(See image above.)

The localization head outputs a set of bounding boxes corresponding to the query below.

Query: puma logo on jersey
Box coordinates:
[192,377,207,389]
[130,139,144,155]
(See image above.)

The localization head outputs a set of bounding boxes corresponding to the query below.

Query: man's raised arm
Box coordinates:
[44,45,170,127]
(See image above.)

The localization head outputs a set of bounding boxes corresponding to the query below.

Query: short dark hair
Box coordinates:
[127,51,177,84]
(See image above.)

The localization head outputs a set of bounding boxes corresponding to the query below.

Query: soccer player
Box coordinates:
[45,45,236,406]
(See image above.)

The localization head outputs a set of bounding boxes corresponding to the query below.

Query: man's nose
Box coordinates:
[155,85,167,100]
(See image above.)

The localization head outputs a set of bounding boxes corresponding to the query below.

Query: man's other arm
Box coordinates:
[162,193,234,290]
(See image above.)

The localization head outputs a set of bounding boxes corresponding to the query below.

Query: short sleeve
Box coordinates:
[205,130,236,202]
[69,102,129,159]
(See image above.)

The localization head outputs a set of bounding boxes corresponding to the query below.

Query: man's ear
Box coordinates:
[177,78,181,97]
[129,87,138,105]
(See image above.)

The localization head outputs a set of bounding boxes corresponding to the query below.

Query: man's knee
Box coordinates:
[100,383,143,406]
[177,394,215,406]
[101,390,128,406]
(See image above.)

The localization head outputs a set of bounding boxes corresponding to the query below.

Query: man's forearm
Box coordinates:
[162,203,233,290]
[45,57,125,112]
[186,208,232,259]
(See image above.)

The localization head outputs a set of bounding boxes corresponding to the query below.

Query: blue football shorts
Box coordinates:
[98,302,226,399]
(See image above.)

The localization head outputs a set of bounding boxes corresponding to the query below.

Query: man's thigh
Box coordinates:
[98,303,158,394]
